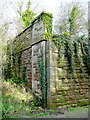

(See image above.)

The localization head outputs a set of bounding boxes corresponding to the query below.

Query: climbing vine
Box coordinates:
[38,47,47,108]
[65,39,74,73]
[40,12,52,40]
[53,33,89,74]
[53,33,74,73]
[17,52,22,75]
[22,66,27,84]
[4,62,11,79]
[74,40,79,59]
[79,35,90,75]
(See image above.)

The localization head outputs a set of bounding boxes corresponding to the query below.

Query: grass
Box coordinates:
[2,80,55,119]
[2,81,35,119]
[2,81,33,103]
[68,105,89,112]
[2,80,89,119]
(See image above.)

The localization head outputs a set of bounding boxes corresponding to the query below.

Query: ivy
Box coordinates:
[17,52,22,75]
[7,77,23,84]
[79,36,90,75]
[73,40,81,66]
[53,33,89,74]
[74,41,79,57]
[33,94,42,106]
[38,47,47,108]
[40,12,52,40]
[65,39,74,73]
[22,66,27,84]
[53,33,74,73]
[3,62,12,79]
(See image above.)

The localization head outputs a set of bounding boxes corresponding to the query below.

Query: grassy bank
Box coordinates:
[2,81,35,119]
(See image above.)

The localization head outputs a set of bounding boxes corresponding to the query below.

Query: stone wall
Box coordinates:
[48,39,89,109]
[7,12,89,109]
[9,12,52,108]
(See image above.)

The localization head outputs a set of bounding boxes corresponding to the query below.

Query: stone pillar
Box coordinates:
[46,41,59,109]
[31,12,53,108]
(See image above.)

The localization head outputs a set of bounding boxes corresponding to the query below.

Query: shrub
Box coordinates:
[7,77,27,85]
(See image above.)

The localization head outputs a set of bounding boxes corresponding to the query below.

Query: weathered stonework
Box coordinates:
[7,12,89,109]
[48,40,89,109]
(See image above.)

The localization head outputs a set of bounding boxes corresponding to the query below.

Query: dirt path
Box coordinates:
[39,107,88,118]
[22,106,89,118]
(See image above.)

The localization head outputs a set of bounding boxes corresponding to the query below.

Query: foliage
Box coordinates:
[79,35,90,75]
[33,94,42,106]
[38,47,47,108]
[3,62,12,79]
[22,66,27,83]
[21,8,35,28]
[69,6,79,35]
[53,3,89,73]
[18,0,36,29]
[68,105,89,112]
[53,33,74,73]
[17,52,22,75]
[3,81,33,102]
[40,12,52,40]
[4,50,28,85]
[55,3,88,36]
[0,23,9,65]
[2,81,57,119]
[53,33,89,74]
[7,77,23,84]
[65,38,74,72]
[2,81,34,119]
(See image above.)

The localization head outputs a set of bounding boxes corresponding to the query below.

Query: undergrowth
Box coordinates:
[2,80,34,119]
[2,80,55,119]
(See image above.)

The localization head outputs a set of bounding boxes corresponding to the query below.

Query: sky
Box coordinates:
[0,0,89,22]
[0,0,89,37]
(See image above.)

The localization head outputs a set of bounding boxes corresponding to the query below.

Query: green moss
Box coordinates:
[38,47,47,108]
[57,91,67,96]
[77,99,89,106]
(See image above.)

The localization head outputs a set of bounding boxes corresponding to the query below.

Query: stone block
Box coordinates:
[77,99,89,106]
[57,86,69,91]
[60,90,68,95]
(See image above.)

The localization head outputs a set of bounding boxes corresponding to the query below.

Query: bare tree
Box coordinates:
[54,1,88,36]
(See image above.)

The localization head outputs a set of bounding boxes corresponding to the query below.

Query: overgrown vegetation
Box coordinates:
[79,35,90,75]
[40,12,52,40]
[38,47,47,108]
[53,33,74,73]
[18,0,36,29]
[53,4,89,74]
[2,80,33,119]
[53,33,89,74]
[2,80,61,119]
[17,52,22,75]
[3,51,28,86]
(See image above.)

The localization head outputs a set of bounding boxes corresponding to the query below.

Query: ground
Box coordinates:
[2,81,89,119]
[21,106,89,118]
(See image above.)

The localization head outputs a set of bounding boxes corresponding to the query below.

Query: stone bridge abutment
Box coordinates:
[7,12,89,109]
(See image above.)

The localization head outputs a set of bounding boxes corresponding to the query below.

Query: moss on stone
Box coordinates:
[77,99,89,106]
